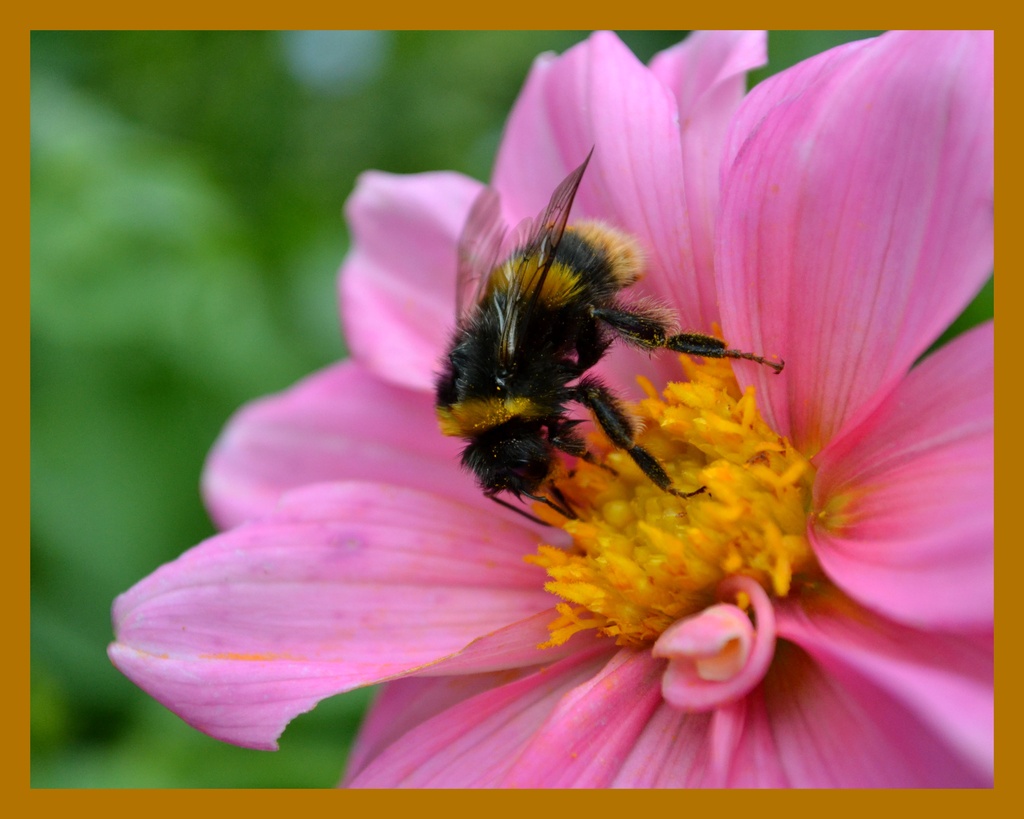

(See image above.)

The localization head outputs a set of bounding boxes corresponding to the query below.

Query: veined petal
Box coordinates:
[498,648,664,787]
[811,323,993,628]
[340,170,480,392]
[718,30,993,452]
[344,614,605,783]
[777,594,993,783]
[650,31,767,326]
[202,360,482,529]
[712,696,789,787]
[651,30,767,122]
[109,482,552,750]
[347,646,613,787]
[344,671,537,784]
[609,701,715,788]
[413,610,600,678]
[737,643,984,786]
[722,38,872,172]
[759,622,990,786]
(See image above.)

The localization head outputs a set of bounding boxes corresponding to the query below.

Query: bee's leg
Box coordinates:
[575,316,614,371]
[547,418,587,457]
[548,420,618,476]
[486,492,563,526]
[592,305,784,374]
[571,377,704,499]
[590,303,675,350]
[522,487,578,520]
[665,332,784,374]
[577,449,618,476]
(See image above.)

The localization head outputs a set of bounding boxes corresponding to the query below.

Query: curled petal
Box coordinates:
[653,575,776,711]
[655,604,754,683]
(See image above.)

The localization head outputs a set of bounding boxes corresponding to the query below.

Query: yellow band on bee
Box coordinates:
[437,395,546,436]
[489,259,583,309]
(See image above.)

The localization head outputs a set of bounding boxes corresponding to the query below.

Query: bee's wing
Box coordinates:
[455,186,508,325]
[515,149,593,278]
[497,149,593,365]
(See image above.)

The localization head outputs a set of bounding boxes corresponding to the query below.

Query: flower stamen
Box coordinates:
[527,357,818,650]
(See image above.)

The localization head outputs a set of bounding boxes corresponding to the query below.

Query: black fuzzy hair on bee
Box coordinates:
[435,149,783,523]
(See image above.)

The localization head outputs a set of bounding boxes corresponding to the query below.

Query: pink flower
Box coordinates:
[109,30,993,787]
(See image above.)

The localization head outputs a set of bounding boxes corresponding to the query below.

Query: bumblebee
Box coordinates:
[435,150,783,522]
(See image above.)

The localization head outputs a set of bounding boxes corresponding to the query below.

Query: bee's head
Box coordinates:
[460,421,552,497]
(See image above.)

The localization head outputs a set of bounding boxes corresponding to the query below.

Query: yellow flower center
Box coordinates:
[526,356,820,649]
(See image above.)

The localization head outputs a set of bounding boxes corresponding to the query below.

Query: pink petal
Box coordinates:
[609,702,714,787]
[718,30,993,453]
[810,322,993,628]
[109,482,553,750]
[339,170,481,392]
[758,628,990,786]
[722,38,872,171]
[712,695,790,787]
[488,49,567,221]
[492,31,698,397]
[347,646,613,787]
[344,671,536,783]
[654,574,776,712]
[650,31,766,121]
[202,360,484,529]
[344,614,606,783]
[777,595,993,783]
[650,31,767,325]
[498,648,665,787]
[414,610,600,678]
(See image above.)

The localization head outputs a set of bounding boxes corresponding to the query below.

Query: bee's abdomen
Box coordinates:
[559,222,643,293]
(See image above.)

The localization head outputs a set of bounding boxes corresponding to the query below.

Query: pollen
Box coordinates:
[526,357,819,649]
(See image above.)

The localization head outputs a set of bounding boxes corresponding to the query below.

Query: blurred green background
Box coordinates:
[30,30,991,788]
